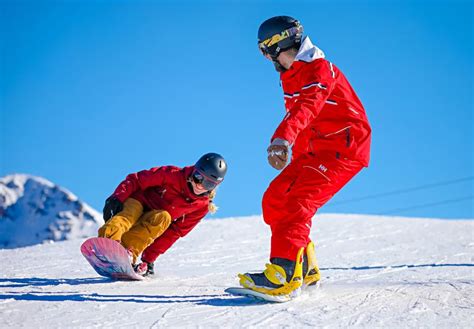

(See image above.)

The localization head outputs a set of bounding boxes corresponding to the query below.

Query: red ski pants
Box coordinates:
[262,151,364,260]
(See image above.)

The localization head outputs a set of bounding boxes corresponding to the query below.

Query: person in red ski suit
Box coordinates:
[239,16,371,296]
[98,153,227,276]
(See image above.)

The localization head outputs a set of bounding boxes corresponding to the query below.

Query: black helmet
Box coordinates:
[257,16,303,60]
[192,153,227,190]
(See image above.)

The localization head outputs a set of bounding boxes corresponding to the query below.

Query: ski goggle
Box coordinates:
[258,25,302,58]
[191,169,222,191]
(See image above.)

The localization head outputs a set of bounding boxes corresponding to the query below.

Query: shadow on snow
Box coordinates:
[321,263,474,271]
[0,277,111,288]
[0,277,259,306]
[2,262,471,288]
[1,263,472,307]
[0,291,259,306]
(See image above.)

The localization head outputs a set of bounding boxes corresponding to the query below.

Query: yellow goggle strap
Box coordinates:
[258,24,302,50]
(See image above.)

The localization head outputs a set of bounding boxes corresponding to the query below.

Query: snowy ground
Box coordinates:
[1,214,473,328]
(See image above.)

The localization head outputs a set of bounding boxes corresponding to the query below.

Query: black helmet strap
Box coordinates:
[270,42,301,72]
[272,58,287,72]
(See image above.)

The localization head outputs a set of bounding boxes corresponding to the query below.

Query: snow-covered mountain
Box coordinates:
[0,214,472,328]
[0,174,102,248]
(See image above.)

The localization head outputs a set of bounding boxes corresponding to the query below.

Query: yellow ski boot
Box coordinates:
[303,241,321,287]
[238,248,304,299]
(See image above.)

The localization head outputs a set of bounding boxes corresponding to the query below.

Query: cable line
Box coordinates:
[382,196,473,215]
[326,176,474,207]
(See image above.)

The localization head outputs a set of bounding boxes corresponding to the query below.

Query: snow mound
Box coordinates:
[0,174,103,248]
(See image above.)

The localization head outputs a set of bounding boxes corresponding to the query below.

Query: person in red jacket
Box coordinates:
[238,16,371,297]
[98,153,227,276]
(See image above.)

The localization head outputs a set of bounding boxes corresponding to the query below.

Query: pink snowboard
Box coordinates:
[80,237,144,281]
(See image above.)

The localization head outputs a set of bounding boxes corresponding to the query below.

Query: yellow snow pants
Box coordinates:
[98,198,172,262]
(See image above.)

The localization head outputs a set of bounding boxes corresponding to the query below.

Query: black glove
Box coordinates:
[103,196,124,221]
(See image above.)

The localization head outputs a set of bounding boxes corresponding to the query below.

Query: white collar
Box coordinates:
[295,37,325,62]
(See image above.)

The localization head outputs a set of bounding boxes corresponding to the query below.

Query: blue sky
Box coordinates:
[1,0,472,219]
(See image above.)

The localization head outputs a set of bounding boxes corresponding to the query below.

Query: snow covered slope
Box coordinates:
[0,174,102,248]
[0,214,472,328]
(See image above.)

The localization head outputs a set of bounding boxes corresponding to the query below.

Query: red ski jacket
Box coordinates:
[111,165,210,262]
[273,37,371,166]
